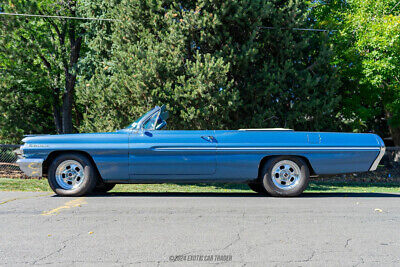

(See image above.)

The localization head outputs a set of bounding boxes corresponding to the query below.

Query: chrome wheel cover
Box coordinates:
[55,160,85,190]
[271,160,301,190]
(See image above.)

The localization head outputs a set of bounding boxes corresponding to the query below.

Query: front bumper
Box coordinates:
[16,158,44,177]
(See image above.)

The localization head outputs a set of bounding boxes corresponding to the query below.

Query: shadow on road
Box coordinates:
[301,192,400,198]
[83,192,400,198]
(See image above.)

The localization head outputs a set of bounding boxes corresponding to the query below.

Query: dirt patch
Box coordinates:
[0,169,29,179]
[313,166,400,183]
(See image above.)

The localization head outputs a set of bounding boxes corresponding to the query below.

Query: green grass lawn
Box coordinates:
[0,178,399,193]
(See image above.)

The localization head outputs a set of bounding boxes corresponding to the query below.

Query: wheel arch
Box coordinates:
[257,155,316,180]
[43,150,103,181]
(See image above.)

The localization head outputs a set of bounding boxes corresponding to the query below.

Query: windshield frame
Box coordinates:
[123,106,160,131]
[142,109,162,130]
[123,105,169,131]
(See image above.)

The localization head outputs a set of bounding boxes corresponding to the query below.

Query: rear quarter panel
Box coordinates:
[214,130,382,180]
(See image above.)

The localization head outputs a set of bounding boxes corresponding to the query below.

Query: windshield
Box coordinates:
[124,107,158,130]
[122,105,168,131]
[143,112,160,130]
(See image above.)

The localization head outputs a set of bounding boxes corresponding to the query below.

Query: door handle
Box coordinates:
[201,136,216,143]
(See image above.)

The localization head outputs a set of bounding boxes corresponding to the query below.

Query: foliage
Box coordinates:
[313,0,400,142]
[78,0,341,132]
[224,0,341,131]
[0,1,54,142]
[2,0,382,141]
[0,0,86,143]
[77,0,237,131]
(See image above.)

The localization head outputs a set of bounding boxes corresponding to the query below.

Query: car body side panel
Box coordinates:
[19,130,383,183]
[129,130,216,178]
[213,130,382,179]
[21,133,129,181]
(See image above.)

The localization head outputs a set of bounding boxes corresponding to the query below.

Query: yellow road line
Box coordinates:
[0,193,52,205]
[41,197,87,216]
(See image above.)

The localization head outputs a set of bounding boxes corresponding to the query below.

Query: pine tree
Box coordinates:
[78,0,341,132]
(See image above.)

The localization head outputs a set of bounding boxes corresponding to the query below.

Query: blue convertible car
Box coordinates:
[17,105,385,197]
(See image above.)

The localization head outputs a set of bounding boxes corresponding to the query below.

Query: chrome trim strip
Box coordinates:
[154,147,381,151]
[16,158,44,177]
[369,146,386,171]
[238,128,294,131]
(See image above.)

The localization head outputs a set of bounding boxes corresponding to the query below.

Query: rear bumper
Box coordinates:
[369,146,386,171]
[16,158,44,177]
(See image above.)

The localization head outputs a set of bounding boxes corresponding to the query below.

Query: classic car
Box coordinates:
[17,105,385,197]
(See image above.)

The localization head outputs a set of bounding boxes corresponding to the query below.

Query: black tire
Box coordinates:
[48,153,98,196]
[247,182,267,194]
[93,182,116,193]
[261,156,310,197]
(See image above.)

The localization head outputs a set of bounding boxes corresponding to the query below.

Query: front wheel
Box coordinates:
[261,156,309,197]
[48,153,98,196]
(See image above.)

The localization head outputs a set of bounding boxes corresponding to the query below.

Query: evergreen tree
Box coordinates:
[78,0,340,132]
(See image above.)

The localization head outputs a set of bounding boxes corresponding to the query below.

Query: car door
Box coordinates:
[129,130,217,177]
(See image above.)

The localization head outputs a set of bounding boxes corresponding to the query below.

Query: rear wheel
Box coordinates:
[48,153,98,196]
[261,156,309,197]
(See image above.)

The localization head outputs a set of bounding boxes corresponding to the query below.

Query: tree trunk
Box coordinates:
[386,109,400,161]
[54,109,62,134]
[62,75,75,134]
[388,124,400,162]
[60,18,82,134]
[52,74,63,133]
[385,109,400,146]
[388,124,400,146]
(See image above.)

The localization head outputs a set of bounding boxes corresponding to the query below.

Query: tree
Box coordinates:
[349,0,400,144]
[0,51,54,143]
[77,0,240,132]
[78,0,341,132]
[0,0,85,140]
[313,0,400,143]
[215,0,341,130]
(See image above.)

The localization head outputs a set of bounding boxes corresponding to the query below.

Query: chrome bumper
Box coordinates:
[16,158,44,177]
[369,146,386,171]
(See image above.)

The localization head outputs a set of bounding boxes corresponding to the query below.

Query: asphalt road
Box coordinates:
[1,191,400,266]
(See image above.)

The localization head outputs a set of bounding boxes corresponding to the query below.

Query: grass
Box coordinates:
[0,178,399,193]
[0,178,51,192]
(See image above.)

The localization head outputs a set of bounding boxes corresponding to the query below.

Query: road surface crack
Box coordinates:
[221,210,245,250]
[301,250,316,262]
[32,241,68,264]
[353,256,365,267]
[345,238,352,249]
[181,210,246,256]
[31,218,126,265]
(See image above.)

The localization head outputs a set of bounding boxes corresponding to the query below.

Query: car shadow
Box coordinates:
[84,192,400,198]
[301,192,400,198]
